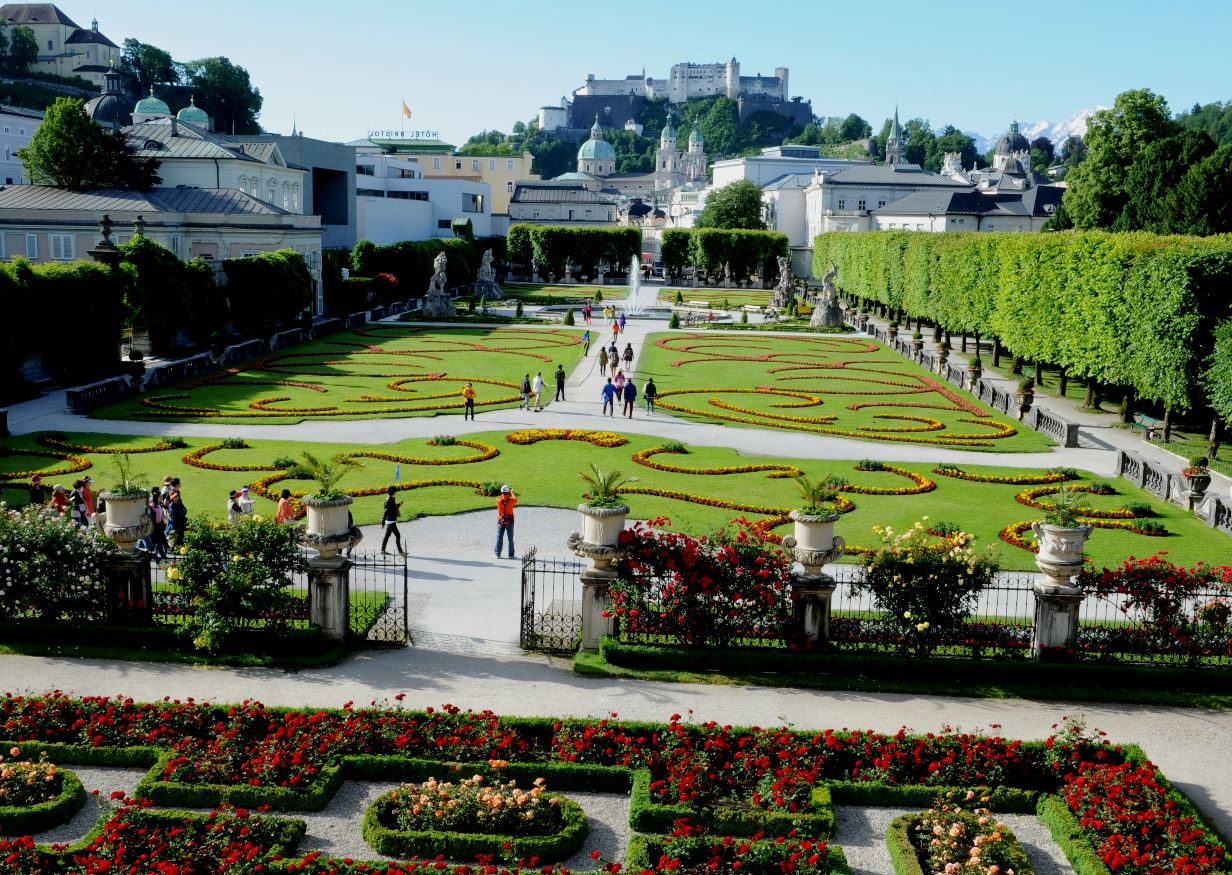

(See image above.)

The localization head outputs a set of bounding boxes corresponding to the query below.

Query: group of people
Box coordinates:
[601,372,656,418]
[30,474,98,528]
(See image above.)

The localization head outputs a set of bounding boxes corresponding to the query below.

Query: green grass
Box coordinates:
[90,325,586,424]
[503,283,628,301]
[658,288,776,309]
[3,430,1228,570]
[637,330,1054,452]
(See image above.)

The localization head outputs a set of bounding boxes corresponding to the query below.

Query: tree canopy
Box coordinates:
[17,98,161,190]
[118,39,177,92]
[694,179,765,230]
[182,57,263,134]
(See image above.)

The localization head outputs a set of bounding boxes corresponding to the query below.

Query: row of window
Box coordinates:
[236,176,301,211]
[526,208,613,221]
[834,199,888,211]
[429,157,518,172]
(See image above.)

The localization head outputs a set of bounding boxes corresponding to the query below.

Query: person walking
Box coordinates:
[613,370,626,395]
[598,345,609,375]
[494,484,517,559]
[28,475,46,506]
[519,373,532,411]
[81,476,96,519]
[166,490,188,545]
[618,312,627,332]
[581,329,591,355]
[600,378,617,416]
[145,487,168,559]
[69,480,90,527]
[49,484,69,516]
[644,376,658,414]
[582,302,592,325]
[554,364,566,401]
[531,371,545,412]
[380,486,407,556]
[612,320,620,343]
[237,486,254,516]
[226,490,243,524]
[462,382,476,420]
[622,342,634,371]
[608,342,619,377]
[276,489,295,524]
[622,377,637,418]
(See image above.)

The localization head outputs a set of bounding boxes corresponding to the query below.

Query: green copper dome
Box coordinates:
[176,94,209,125]
[578,136,616,161]
[688,120,702,145]
[134,86,170,116]
[662,112,677,138]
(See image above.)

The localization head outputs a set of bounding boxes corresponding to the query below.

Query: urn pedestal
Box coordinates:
[783,510,845,643]
[1181,472,1211,512]
[1029,522,1092,658]
[568,504,629,651]
[95,492,153,552]
[303,496,362,559]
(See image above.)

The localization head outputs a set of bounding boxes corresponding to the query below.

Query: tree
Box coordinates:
[5,24,36,75]
[1119,129,1216,231]
[1176,100,1232,147]
[1029,136,1054,172]
[118,39,178,92]
[838,113,871,141]
[1061,88,1178,229]
[1161,143,1232,235]
[929,125,979,172]
[182,57,262,134]
[694,179,765,230]
[1205,319,1232,436]
[17,98,161,190]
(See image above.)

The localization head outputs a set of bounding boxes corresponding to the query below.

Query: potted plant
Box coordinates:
[1181,456,1212,496]
[1030,486,1093,567]
[936,338,951,366]
[788,474,846,552]
[967,355,983,383]
[887,321,899,342]
[577,464,636,547]
[911,330,924,354]
[96,453,152,552]
[1017,376,1035,417]
[298,451,362,557]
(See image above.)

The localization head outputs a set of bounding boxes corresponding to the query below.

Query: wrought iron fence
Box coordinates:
[349,550,409,645]
[520,548,584,653]
[149,555,311,630]
[1075,582,1232,667]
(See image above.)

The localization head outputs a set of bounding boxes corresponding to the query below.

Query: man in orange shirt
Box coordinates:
[494,484,517,559]
[462,382,476,420]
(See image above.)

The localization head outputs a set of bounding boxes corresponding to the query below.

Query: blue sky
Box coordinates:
[91,0,1228,145]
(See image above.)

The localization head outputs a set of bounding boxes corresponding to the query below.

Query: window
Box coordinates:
[47,40,52,50]
[837,199,846,209]
[356,188,385,197]
[878,200,886,207]
[471,159,480,171]
[607,211,613,220]
[356,165,374,175]
[169,237,180,257]
[857,199,866,210]
[533,210,540,219]
[454,160,462,170]
[388,190,428,201]
[432,158,440,170]
[506,180,514,193]
[437,219,451,229]
[25,233,37,258]
[2,127,7,134]
[507,159,514,171]
[0,235,5,259]
[488,159,496,171]
[50,234,74,260]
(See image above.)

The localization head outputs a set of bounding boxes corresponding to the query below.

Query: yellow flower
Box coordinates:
[178,546,189,556]
[232,554,242,562]
[916,621,930,631]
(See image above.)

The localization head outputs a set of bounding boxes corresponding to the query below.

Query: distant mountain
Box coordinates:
[1019,107,1105,145]
[963,130,992,153]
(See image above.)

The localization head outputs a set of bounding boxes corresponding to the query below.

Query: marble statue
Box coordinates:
[473,248,502,309]
[811,262,843,328]
[422,251,456,318]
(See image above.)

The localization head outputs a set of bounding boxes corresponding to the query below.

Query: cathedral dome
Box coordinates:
[688,120,703,146]
[134,86,170,117]
[176,95,209,126]
[84,66,132,129]
[994,120,1030,155]
[578,115,616,162]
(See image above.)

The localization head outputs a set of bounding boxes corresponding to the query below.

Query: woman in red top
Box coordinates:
[49,485,70,515]
[494,485,517,559]
[276,489,295,524]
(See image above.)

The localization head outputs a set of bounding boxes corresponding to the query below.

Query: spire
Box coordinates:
[591,114,602,138]
[885,105,905,166]
[291,113,298,136]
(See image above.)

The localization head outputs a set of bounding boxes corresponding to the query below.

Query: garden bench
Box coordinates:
[686,300,710,308]
[1134,412,1162,440]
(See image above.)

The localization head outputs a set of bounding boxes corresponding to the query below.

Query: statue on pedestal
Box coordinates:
[531,257,540,283]
[422,251,456,318]
[723,262,733,289]
[473,248,502,311]
[811,262,844,328]
[770,255,795,310]
[563,256,575,284]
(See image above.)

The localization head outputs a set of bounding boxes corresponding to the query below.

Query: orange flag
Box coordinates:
[401,100,412,119]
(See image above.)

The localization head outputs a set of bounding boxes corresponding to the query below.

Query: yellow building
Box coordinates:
[418,150,538,217]
[0,4,120,86]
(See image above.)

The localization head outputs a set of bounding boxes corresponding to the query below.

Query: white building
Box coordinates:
[508,180,618,226]
[0,104,41,185]
[355,152,491,243]
[537,103,569,133]
[870,185,1063,232]
[711,145,871,188]
[0,4,120,86]
[572,59,788,104]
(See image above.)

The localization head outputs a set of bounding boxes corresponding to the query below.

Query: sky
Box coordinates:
[88,0,1229,146]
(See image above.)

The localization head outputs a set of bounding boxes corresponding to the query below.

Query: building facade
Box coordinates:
[354,152,491,243]
[0,103,41,184]
[508,180,618,226]
[0,4,120,86]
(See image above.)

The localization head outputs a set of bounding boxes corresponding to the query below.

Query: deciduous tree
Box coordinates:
[119,39,178,92]
[182,56,262,134]
[17,98,161,190]
[694,179,764,230]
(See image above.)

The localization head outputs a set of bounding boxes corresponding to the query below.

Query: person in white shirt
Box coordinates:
[531,372,545,412]
[237,486,255,516]
[226,490,243,524]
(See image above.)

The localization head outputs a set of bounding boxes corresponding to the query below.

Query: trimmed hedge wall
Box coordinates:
[0,767,85,835]
[505,225,641,278]
[661,227,790,280]
[363,790,588,862]
[812,230,1232,411]
[222,248,314,335]
[351,237,477,294]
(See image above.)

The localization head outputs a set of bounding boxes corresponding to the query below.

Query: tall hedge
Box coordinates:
[222,249,313,335]
[812,230,1232,412]
[505,225,640,278]
[657,228,788,280]
[350,237,475,293]
[119,237,221,352]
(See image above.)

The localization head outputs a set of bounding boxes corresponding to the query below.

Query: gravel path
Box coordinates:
[25,765,150,845]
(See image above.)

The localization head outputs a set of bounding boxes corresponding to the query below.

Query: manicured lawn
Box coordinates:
[90,325,586,424]
[3,429,1227,570]
[658,287,775,309]
[637,331,1053,452]
[502,283,628,301]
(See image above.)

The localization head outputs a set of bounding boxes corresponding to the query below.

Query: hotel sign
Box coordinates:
[368,129,439,140]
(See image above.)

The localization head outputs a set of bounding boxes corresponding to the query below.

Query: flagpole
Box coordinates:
[401,97,405,138]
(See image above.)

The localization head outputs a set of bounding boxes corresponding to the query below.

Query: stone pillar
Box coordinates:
[1030,522,1091,658]
[568,506,628,652]
[579,564,618,651]
[308,556,351,642]
[102,552,153,624]
[783,511,845,644]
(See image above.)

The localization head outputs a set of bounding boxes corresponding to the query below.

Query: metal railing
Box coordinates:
[520,548,584,653]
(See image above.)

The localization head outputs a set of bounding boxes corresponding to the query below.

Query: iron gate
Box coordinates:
[519,547,583,653]
[349,551,410,645]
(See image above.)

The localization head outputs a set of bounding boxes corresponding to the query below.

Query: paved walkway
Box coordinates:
[4,303,1232,836]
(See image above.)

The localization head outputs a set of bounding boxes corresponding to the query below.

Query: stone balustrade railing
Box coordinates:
[143,352,214,389]
[220,339,265,366]
[344,311,368,329]
[1116,449,1232,536]
[66,376,132,414]
[269,328,305,350]
[1029,406,1081,448]
[311,318,343,338]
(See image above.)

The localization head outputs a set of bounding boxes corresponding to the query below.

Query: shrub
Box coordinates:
[0,504,115,621]
[171,517,309,652]
[669,311,681,329]
[271,456,297,470]
[431,435,457,446]
[562,308,575,325]
[675,290,683,304]
[0,747,60,808]
[386,775,565,835]
[908,792,1034,875]
[856,519,1000,656]
[477,481,502,497]
[221,438,247,449]
[298,451,362,501]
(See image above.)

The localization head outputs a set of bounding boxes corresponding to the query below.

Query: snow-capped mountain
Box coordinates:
[1019,107,1105,145]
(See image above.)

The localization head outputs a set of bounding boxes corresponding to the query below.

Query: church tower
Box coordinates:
[655,113,682,190]
[684,119,707,184]
[885,106,905,166]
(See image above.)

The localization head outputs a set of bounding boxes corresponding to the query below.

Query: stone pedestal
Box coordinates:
[784,511,845,644]
[1030,522,1091,657]
[102,552,153,624]
[567,507,627,652]
[308,556,351,642]
[579,564,618,651]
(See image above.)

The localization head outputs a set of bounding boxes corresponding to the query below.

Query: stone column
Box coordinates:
[308,556,351,642]
[102,552,153,624]
[783,511,845,644]
[1030,522,1092,658]
[568,505,628,652]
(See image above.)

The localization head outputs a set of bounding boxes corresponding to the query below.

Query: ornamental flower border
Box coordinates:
[0,696,1225,875]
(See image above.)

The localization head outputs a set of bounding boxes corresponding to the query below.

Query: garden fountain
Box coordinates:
[621,255,653,317]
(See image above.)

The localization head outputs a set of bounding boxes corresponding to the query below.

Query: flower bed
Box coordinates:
[505,428,628,447]
[887,792,1035,875]
[626,826,849,875]
[0,746,86,835]
[362,775,588,862]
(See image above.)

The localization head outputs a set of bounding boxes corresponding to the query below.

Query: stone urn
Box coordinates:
[302,495,361,559]
[1030,522,1092,574]
[568,503,631,651]
[1181,469,1212,496]
[936,344,950,367]
[576,503,629,551]
[911,335,924,355]
[887,324,899,342]
[785,510,846,567]
[967,361,983,384]
[95,492,153,552]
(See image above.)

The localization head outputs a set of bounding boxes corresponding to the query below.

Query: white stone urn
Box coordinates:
[785,510,846,570]
[578,503,629,548]
[95,492,153,552]
[1031,522,1092,573]
[303,495,361,558]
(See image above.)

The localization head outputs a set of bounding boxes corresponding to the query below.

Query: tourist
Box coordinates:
[532,371,545,412]
[69,480,90,527]
[644,377,657,413]
[600,378,617,416]
[623,343,634,371]
[28,475,45,506]
[145,487,168,559]
[160,476,174,505]
[612,320,620,342]
[226,490,243,525]
[618,312,627,332]
[494,484,517,559]
[598,345,609,374]
[608,342,619,377]
[519,373,531,411]
[238,486,254,515]
[462,382,476,420]
[166,490,188,545]
[381,485,407,556]
[276,489,295,524]
[49,484,69,515]
[581,328,591,355]
[554,364,566,401]
[622,377,637,418]
[81,475,96,518]
[614,370,626,395]
[582,303,592,324]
